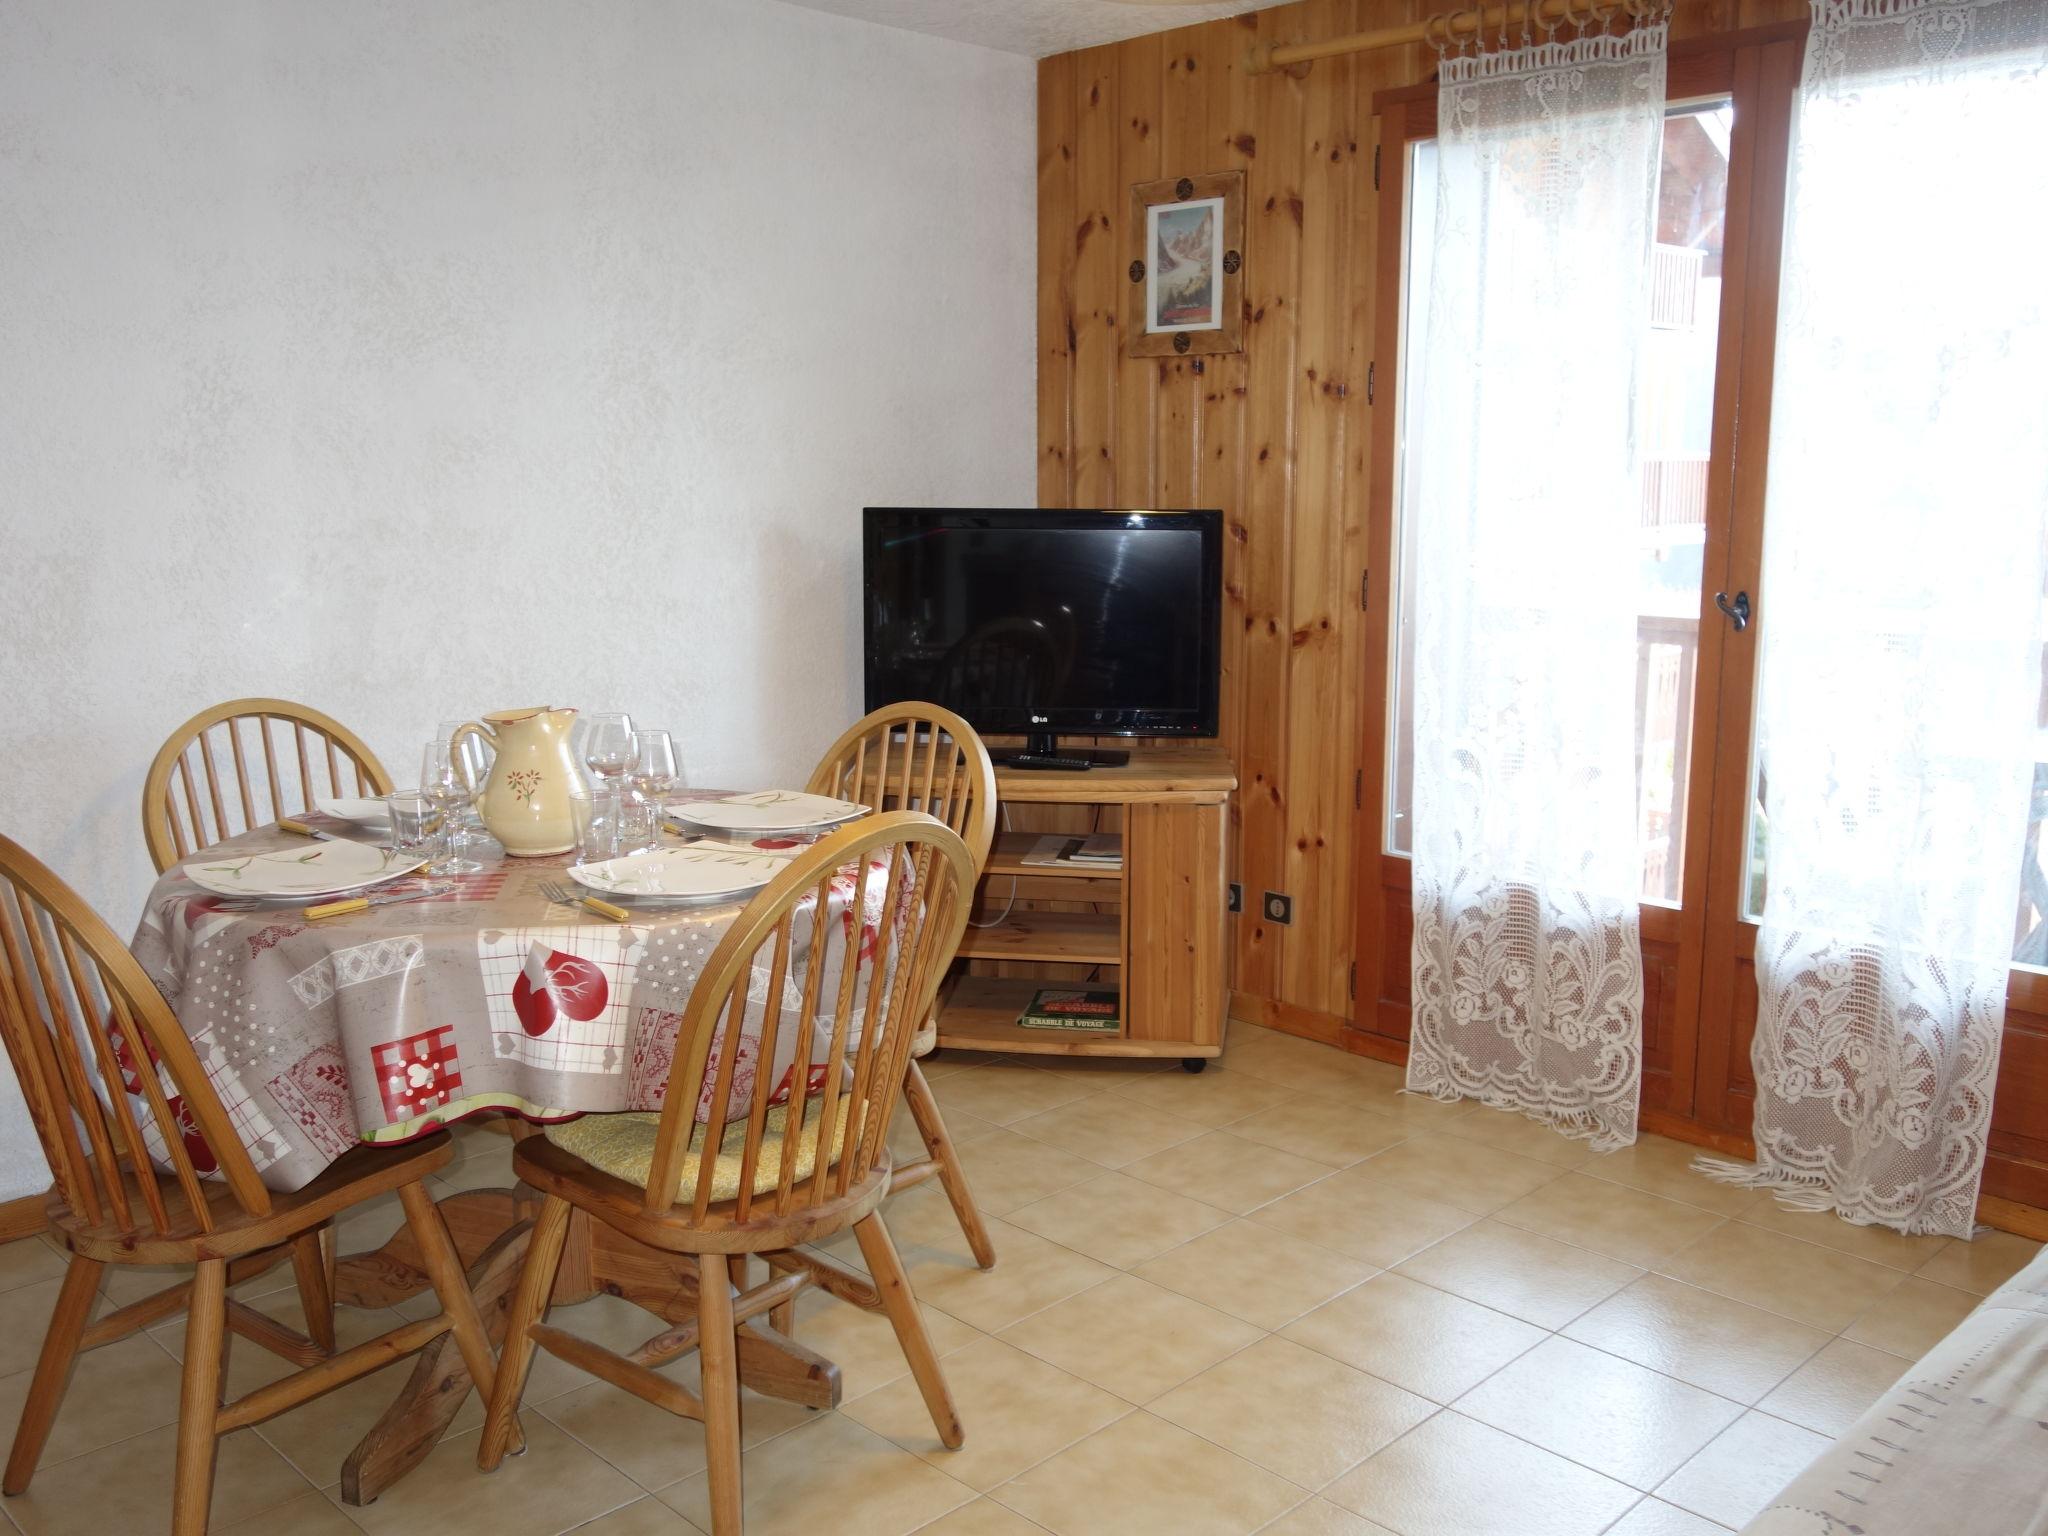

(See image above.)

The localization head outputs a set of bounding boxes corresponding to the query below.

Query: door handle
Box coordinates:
[1714,590,1751,632]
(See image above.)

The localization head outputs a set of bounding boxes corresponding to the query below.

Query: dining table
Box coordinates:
[127,803,876,1505]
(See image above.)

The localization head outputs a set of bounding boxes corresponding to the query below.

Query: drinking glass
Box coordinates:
[573,794,612,868]
[384,791,435,858]
[583,712,636,857]
[629,729,679,853]
[421,741,481,875]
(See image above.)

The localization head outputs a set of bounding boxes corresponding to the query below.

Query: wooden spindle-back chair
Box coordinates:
[806,702,998,1269]
[477,812,976,1535]
[0,833,497,1535]
[143,699,393,872]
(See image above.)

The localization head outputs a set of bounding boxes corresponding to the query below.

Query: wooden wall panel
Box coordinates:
[1155,35,1209,511]
[1038,53,1076,507]
[1070,49,1123,510]
[1206,18,1258,945]
[1280,0,1360,1018]
[1115,33,1164,510]
[1235,7,1311,1007]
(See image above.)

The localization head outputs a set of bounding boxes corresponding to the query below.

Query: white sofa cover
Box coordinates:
[1741,1246,2048,1535]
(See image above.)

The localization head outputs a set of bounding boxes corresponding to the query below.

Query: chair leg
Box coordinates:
[398,1181,499,1408]
[697,1253,743,1536]
[477,1194,571,1472]
[2,1254,102,1495]
[901,1059,996,1269]
[852,1213,962,1448]
[171,1258,228,1536]
[289,1228,336,1354]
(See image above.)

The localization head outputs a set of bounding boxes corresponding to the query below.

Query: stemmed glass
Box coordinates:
[420,741,481,874]
[629,729,679,853]
[436,719,490,861]
[582,712,636,859]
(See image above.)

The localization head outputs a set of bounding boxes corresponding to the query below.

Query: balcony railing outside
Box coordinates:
[1650,242,1704,331]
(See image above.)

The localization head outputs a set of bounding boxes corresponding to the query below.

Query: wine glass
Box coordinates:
[437,719,490,859]
[582,712,636,857]
[629,729,679,853]
[420,741,481,874]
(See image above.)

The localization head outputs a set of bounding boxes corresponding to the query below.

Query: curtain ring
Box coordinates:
[1424,10,1450,57]
[1534,0,1564,42]
[1442,6,1468,56]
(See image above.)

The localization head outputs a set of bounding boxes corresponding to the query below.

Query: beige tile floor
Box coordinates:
[0,1016,2036,1536]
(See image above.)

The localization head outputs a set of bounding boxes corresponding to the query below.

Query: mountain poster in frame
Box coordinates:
[1126,170,1244,358]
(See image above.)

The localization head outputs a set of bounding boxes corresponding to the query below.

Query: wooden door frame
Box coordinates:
[1690,36,1804,1131]
[1352,31,1801,1123]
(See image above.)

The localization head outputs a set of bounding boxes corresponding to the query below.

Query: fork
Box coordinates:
[540,878,629,922]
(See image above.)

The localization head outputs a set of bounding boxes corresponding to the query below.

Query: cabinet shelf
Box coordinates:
[983,832,1124,881]
[938,976,1169,1057]
[954,909,1121,966]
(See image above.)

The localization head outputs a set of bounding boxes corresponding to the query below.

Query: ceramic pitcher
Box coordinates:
[450,707,590,857]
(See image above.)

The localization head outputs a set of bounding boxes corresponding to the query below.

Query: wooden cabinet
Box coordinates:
[935,745,1235,1063]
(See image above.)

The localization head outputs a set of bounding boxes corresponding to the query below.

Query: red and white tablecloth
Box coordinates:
[129,814,895,1191]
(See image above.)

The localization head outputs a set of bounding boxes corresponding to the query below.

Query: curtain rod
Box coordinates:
[1246,0,1635,73]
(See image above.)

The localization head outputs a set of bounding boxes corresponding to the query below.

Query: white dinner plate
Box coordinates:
[567,845,787,903]
[314,796,393,828]
[666,790,869,837]
[184,840,426,899]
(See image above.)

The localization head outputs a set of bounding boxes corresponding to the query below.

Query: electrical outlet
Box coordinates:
[1263,891,1292,925]
[1227,883,1243,914]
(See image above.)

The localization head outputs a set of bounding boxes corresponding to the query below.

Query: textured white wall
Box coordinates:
[0,0,1036,1200]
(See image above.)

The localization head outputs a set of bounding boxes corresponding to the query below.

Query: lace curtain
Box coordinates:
[1715,0,2048,1236]
[1404,22,1666,1149]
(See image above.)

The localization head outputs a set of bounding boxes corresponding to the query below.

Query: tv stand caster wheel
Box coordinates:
[1181,1058,1207,1074]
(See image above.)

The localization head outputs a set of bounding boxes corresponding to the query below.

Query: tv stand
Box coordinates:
[989,733,1131,771]
[938,743,1235,1063]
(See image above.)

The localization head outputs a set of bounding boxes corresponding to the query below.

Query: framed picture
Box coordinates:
[1126,171,1244,358]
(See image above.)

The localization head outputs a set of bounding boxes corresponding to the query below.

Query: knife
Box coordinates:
[305,883,455,921]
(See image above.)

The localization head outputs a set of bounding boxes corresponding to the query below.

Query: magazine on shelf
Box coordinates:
[1017,833,1123,872]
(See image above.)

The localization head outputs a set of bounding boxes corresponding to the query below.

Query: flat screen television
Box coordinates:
[863,508,1223,768]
